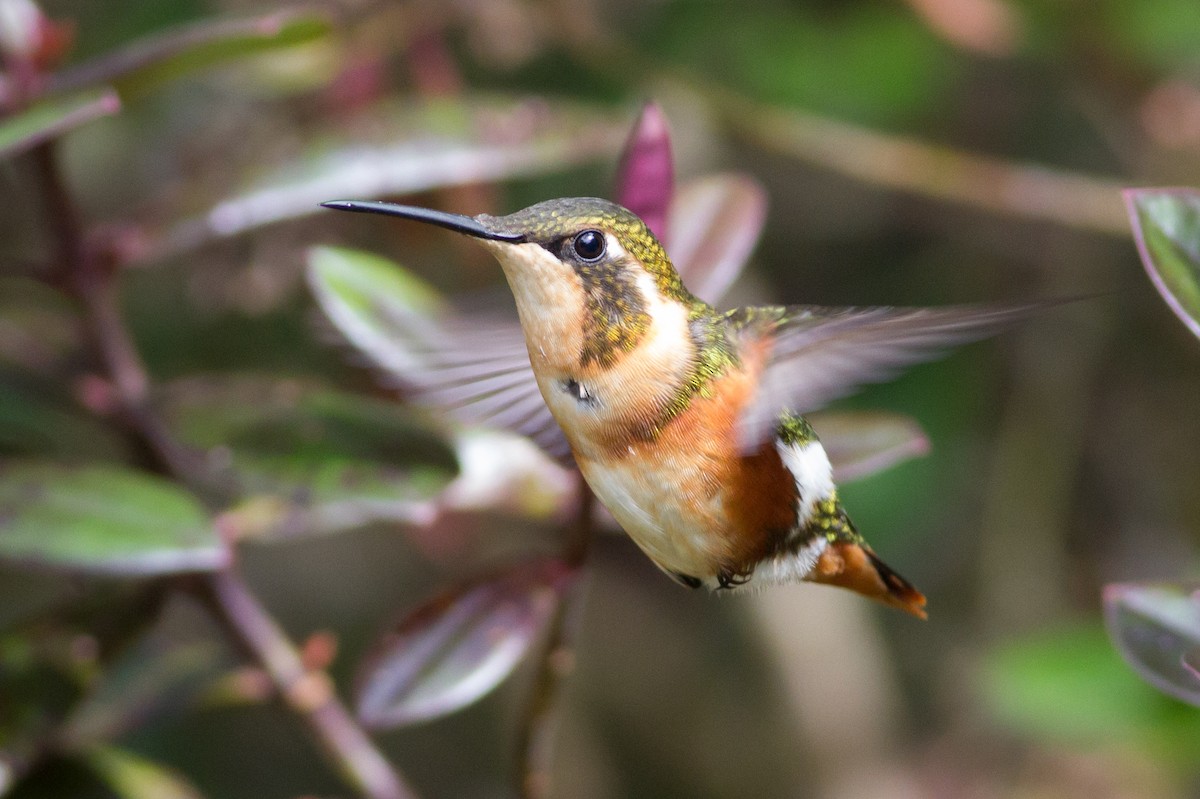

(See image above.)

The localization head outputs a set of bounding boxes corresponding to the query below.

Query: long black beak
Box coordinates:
[320,200,525,243]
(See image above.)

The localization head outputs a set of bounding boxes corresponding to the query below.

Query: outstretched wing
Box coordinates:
[307,248,573,461]
[732,303,1040,451]
[403,311,572,460]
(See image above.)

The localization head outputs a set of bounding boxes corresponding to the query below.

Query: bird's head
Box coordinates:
[322,196,697,368]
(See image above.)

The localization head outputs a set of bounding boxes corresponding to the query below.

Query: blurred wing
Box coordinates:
[412,312,572,461]
[734,303,1038,451]
[308,252,571,461]
[668,174,767,305]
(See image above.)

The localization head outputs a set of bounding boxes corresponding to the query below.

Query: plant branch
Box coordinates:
[30,141,205,485]
[560,27,1131,238]
[207,570,418,799]
[515,477,595,799]
[30,137,417,799]
[707,88,1131,237]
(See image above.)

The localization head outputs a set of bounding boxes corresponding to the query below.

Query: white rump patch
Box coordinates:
[776,439,835,525]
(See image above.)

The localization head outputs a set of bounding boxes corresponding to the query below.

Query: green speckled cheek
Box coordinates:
[575,256,651,368]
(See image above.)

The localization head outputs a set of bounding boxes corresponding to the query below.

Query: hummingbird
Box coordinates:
[322,196,1033,618]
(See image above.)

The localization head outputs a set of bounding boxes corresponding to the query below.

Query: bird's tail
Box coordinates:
[807,541,927,619]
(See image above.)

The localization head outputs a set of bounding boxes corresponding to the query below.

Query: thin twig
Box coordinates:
[707,88,1131,237]
[31,142,206,485]
[515,478,595,799]
[561,26,1133,238]
[207,570,418,799]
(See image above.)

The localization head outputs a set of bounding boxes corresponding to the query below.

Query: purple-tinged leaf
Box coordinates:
[1124,188,1200,339]
[1104,581,1200,706]
[86,747,205,799]
[356,558,574,728]
[613,102,674,241]
[148,101,626,261]
[808,410,930,483]
[48,9,330,98]
[0,89,119,159]
[1185,644,1200,682]
[0,463,227,576]
[667,175,767,305]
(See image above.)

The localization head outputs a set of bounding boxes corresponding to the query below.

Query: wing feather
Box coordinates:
[734,303,1040,450]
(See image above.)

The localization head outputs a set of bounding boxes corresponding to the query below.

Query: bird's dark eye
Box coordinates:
[572,230,605,262]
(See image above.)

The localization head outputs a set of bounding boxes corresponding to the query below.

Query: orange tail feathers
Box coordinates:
[808,541,928,619]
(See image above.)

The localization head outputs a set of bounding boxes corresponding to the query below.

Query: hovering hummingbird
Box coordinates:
[322,196,1033,618]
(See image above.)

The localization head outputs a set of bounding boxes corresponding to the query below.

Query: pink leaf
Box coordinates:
[613,102,674,241]
[667,175,767,304]
[355,558,575,728]
[808,410,930,483]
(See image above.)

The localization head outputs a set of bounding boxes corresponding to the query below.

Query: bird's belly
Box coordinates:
[579,454,729,578]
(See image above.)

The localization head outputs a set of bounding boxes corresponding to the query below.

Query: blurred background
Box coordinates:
[3,0,1200,797]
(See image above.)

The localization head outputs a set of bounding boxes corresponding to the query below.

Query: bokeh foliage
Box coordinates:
[2,0,1200,798]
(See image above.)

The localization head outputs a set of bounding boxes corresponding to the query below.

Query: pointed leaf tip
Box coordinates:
[1124,187,1200,339]
[613,102,674,241]
[0,89,120,160]
[809,410,930,483]
[1104,581,1200,706]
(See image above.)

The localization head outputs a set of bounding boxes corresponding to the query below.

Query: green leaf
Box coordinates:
[86,746,204,799]
[146,99,626,259]
[309,246,581,463]
[309,245,445,320]
[307,246,446,374]
[162,375,457,541]
[356,558,574,728]
[48,9,331,99]
[0,463,225,575]
[1124,188,1200,339]
[0,89,120,159]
